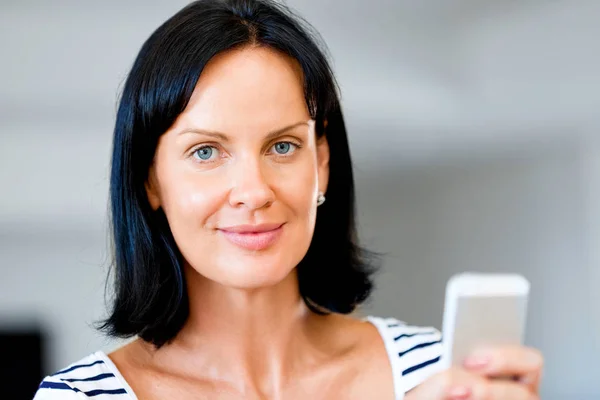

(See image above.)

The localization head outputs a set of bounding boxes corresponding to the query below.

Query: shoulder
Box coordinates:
[366,316,444,396]
[33,352,130,399]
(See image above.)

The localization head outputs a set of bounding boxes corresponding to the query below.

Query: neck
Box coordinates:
[151,265,332,397]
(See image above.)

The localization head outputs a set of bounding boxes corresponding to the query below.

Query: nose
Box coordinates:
[228,157,275,210]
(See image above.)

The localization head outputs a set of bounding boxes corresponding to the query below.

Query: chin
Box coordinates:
[214,253,299,290]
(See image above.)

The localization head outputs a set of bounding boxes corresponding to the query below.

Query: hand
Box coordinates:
[405,345,543,399]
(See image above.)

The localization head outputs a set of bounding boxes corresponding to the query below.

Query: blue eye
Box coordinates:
[193,146,216,160]
[273,142,295,155]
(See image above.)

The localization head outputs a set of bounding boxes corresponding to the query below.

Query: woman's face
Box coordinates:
[146,46,330,289]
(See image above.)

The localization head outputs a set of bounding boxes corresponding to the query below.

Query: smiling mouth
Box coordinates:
[218,223,284,251]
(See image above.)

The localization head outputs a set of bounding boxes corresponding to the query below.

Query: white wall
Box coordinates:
[583,133,600,367]
[0,227,119,374]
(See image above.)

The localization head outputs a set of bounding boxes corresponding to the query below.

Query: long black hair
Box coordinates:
[101,0,378,348]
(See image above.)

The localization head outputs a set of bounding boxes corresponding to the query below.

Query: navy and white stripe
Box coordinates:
[34,352,134,399]
[34,316,442,400]
[367,316,443,399]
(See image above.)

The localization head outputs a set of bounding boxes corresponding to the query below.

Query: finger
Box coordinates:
[405,367,481,400]
[442,371,536,400]
[463,345,543,390]
[475,380,539,400]
[439,370,534,400]
[441,368,482,399]
[518,368,543,393]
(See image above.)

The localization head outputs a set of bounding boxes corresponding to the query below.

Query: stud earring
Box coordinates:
[317,191,326,206]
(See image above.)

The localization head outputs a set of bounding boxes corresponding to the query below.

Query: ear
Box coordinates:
[145,165,161,211]
[316,131,330,195]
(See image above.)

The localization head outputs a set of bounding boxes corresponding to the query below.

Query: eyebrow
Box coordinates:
[178,121,310,142]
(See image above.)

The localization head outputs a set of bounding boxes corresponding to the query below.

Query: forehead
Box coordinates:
[173,46,310,136]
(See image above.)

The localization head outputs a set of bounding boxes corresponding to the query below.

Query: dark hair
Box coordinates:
[101,0,378,348]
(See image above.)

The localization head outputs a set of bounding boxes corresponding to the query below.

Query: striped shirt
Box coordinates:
[33,316,443,400]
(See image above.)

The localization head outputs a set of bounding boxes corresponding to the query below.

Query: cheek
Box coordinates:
[161,172,223,229]
[274,159,319,228]
[285,184,316,226]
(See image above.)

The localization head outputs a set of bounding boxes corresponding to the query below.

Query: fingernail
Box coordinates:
[448,386,471,399]
[463,355,491,369]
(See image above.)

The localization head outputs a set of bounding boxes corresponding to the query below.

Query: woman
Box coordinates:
[34,0,543,399]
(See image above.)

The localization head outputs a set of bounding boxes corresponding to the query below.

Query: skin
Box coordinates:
[108,45,543,399]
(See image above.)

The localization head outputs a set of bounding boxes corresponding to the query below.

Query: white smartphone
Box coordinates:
[440,272,530,369]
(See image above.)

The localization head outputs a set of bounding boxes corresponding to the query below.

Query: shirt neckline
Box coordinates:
[95,350,139,400]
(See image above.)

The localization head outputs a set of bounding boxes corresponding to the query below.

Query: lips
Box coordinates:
[219,223,283,234]
[218,223,284,251]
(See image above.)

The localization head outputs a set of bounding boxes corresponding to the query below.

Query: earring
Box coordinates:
[317,191,326,206]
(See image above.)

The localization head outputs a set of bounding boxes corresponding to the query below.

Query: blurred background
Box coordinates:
[1,0,599,398]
